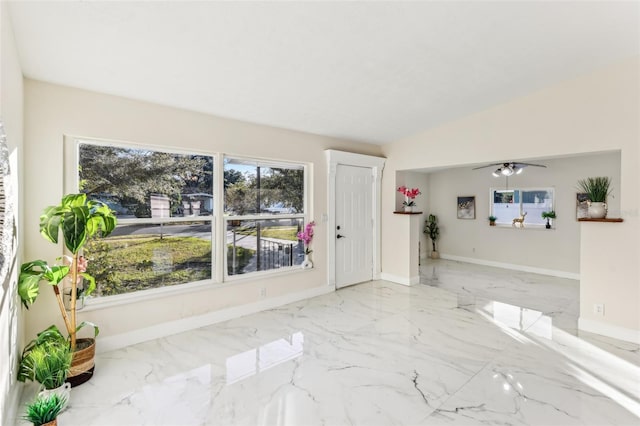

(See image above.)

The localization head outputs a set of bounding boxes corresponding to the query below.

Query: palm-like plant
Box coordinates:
[18,194,116,350]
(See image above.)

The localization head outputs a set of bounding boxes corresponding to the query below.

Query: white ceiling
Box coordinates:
[7,1,640,145]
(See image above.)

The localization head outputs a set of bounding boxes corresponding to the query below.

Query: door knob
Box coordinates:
[336,234,345,239]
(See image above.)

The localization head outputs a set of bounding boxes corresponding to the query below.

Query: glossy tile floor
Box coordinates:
[19,260,640,425]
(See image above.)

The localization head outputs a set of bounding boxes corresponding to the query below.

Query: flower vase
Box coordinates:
[404,206,413,213]
[301,254,313,270]
[588,202,607,219]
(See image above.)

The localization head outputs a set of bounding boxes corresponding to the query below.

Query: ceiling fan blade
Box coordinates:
[471,163,504,170]
[515,163,547,168]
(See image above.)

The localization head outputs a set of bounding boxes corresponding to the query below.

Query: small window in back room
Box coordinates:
[491,188,554,226]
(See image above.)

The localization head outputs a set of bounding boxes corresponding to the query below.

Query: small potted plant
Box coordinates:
[541,211,556,229]
[488,215,497,226]
[23,393,66,426]
[397,186,421,212]
[577,176,612,219]
[424,214,440,259]
[297,221,316,269]
[18,339,72,410]
[18,193,116,386]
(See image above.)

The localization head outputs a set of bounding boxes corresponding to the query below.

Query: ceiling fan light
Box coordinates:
[516,167,524,175]
[492,169,501,177]
[501,167,513,176]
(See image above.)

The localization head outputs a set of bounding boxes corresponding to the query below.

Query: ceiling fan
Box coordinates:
[472,162,547,177]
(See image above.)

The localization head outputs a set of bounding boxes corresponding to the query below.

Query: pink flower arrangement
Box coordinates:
[397,186,421,206]
[297,221,316,255]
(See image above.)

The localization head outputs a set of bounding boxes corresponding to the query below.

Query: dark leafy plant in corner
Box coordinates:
[424,214,439,252]
[18,194,116,351]
[24,393,66,426]
[577,177,612,203]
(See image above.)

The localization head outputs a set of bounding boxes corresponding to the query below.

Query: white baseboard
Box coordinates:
[439,254,580,281]
[97,285,335,354]
[578,318,640,344]
[380,273,420,286]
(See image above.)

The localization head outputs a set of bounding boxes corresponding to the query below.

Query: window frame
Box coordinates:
[222,154,310,281]
[489,186,555,228]
[63,137,313,306]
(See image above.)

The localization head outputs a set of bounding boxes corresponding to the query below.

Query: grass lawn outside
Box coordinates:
[85,234,212,296]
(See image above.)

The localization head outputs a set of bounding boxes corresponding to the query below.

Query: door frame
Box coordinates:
[326,150,385,288]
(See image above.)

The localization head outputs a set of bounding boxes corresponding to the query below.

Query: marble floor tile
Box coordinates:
[16,260,639,426]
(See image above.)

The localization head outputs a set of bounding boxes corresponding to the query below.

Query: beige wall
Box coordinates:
[0,2,24,425]
[381,58,639,337]
[422,152,621,275]
[23,80,382,344]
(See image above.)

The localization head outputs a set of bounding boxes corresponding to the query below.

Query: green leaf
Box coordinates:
[39,206,62,244]
[17,273,42,309]
[62,206,89,253]
[80,272,96,296]
[42,265,70,285]
[62,193,86,208]
[76,321,99,338]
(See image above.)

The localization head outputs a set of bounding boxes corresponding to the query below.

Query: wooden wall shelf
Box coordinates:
[393,211,423,215]
[578,218,623,223]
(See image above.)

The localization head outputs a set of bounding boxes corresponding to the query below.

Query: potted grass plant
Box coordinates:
[23,393,67,426]
[541,211,556,229]
[577,176,612,219]
[18,338,72,409]
[18,193,116,386]
[488,215,497,226]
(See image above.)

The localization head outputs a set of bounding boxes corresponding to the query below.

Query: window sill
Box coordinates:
[491,224,554,230]
[225,264,311,283]
[81,266,313,311]
[82,279,217,311]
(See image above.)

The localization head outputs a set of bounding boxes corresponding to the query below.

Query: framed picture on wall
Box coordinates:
[457,196,476,219]
[576,193,589,219]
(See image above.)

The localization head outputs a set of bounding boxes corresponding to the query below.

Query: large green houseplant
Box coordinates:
[18,193,116,386]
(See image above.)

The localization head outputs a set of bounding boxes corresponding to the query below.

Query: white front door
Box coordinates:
[335,164,373,288]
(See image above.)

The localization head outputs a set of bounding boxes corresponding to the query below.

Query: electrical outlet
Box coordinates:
[260,287,267,297]
[593,303,605,315]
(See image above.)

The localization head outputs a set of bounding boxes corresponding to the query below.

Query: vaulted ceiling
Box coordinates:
[7,1,640,144]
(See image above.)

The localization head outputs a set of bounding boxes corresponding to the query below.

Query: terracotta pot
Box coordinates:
[41,419,57,426]
[68,338,96,387]
[489,221,496,226]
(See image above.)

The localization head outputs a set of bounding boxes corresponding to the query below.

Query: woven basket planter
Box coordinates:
[68,338,96,387]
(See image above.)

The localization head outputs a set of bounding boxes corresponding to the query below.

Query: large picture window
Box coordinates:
[491,187,554,227]
[68,140,312,300]
[76,141,214,296]
[224,157,307,276]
